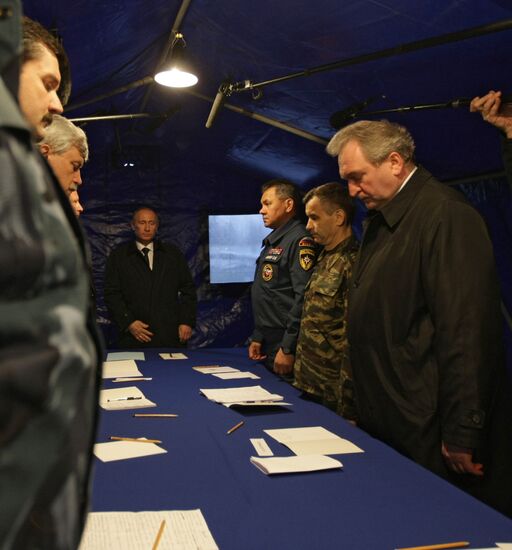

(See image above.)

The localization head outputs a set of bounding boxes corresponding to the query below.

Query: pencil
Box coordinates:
[226,420,244,435]
[151,519,166,550]
[109,436,162,444]
[396,541,470,550]
[133,413,178,418]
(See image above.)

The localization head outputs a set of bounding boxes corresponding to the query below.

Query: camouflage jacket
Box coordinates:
[294,234,359,419]
[0,30,102,547]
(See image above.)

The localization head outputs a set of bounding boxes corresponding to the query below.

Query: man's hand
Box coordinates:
[470,90,512,138]
[441,442,484,476]
[273,348,294,375]
[178,324,192,343]
[128,320,154,343]
[248,341,267,361]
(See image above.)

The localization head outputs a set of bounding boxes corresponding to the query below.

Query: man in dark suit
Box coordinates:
[104,207,197,348]
[326,119,512,517]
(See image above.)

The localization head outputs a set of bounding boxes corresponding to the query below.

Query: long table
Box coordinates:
[91,348,512,549]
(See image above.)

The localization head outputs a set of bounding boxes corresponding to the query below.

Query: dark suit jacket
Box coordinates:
[104,240,197,347]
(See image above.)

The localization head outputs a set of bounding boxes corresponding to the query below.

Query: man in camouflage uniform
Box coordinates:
[294,183,358,419]
[249,179,316,377]
[0,12,102,549]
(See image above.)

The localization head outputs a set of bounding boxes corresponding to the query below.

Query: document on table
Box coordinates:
[94,440,167,462]
[250,455,342,475]
[159,352,188,360]
[99,386,156,410]
[102,360,142,379]
[79,509,219,550]
[106,351,145,361]
[250,438,274,456]
[264,426,364,455]
[200,385,284,405]
[212,371,260,380]
[193,365,238,374]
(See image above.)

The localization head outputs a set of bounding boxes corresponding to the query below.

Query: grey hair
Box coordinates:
[39,115,89,161]
[326,120,415,165]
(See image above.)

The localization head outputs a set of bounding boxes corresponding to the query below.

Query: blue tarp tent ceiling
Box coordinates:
[23,1,512,356]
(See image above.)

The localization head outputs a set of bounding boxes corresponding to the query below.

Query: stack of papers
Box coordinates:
[79,509,218,549]
[264,426,364,455]
[160,352,188,360]
[106,352,145,361]
[193,365,260,380]
[200,385,290,408]
[250,455,342,475]
[94,439,166,462]
[102,360,143,379]
[193,365,238,374]
[99,386,156,410]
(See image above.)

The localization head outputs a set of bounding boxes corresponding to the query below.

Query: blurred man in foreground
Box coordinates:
[0,12,101,548]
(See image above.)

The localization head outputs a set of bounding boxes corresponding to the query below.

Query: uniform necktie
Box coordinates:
[141,247,150,268]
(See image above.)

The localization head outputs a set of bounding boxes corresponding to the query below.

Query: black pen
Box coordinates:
[107,396,143,402]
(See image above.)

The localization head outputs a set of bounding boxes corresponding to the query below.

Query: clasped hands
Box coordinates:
[128,320,192,343]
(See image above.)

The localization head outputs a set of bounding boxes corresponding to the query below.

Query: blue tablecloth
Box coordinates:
[92,348,512,549]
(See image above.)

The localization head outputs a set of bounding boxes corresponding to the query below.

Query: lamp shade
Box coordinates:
[154,33,198,88]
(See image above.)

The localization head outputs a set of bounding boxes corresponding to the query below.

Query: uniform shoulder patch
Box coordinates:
[299,248,315,271]
[299,237,315,247]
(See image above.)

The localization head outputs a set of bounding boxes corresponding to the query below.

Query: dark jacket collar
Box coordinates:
[376,166,432,228]
[264,218,303,246]
[129,239,163,255]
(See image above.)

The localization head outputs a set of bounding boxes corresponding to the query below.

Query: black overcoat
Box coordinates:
[104,240,197,347]
[348,166,512,515]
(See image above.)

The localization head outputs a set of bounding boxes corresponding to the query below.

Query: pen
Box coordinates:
[107,396,143,402]
[396,541,470,550]
[113,377,152,382]
[226,420,244,435]
[109,436,162,444]
[152,519,166,550]
[133,413,178,418]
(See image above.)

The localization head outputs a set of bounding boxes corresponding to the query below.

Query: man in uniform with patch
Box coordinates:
[294,183,358,419]
[249,179,316,377]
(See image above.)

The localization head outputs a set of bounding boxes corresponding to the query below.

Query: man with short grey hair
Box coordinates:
[326,119,512,516]
[39,113,88,195]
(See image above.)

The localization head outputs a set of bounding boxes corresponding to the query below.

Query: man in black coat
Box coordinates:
[104,207,197,348]
[326,119,512,517]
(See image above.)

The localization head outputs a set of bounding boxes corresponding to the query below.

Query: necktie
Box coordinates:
[141,247,150,268]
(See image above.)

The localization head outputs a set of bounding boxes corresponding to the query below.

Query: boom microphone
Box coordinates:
[205,84,229,128]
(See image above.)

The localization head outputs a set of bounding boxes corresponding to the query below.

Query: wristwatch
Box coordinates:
[281,347,293,355]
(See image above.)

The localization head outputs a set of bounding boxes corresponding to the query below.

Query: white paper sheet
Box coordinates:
[212,371,260,380]
[250,438,274,456]
[264,426,364,455]
[159,353,188,360]
[102,360,143,379]
[192,366,238,374]
[106,351,145,361]
[93,440,167,462]
[79,509,218,549]
[99,386,156,410]
[250,455,342,475]
[200,385,283,404]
